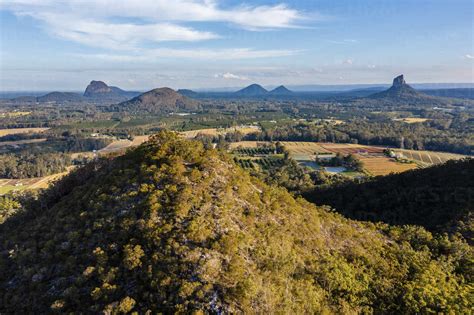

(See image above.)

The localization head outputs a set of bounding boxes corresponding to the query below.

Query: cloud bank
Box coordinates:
[1,0,309,58]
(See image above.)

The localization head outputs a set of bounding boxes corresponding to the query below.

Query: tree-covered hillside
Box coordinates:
[0,132,472,313]
[304,159,474,240]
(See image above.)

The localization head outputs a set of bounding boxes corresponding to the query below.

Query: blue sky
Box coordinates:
[0,0,473,91]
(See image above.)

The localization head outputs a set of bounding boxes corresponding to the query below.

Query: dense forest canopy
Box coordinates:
[304,159,474,240]
[0,134,111,178]
[0,152,71,178]
[0,132,471,313]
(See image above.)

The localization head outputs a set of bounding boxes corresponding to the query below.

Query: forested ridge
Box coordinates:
[304,159,474,239]
[0,132,472,313]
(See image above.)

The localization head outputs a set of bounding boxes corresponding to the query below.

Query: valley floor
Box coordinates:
[0,127,468,195]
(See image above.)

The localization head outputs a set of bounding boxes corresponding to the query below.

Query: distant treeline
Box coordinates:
[0,135,112,178]
[252,119,473,155]
[54,135,112,152]
[0,152,71,178]
[0,133,45,142]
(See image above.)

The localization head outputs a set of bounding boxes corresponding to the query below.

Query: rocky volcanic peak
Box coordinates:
[392,75,407,87]
[84,80,112,96]
[83,80,141,100]
[368,74,426,101]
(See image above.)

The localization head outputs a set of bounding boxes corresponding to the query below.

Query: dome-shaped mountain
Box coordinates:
[269,85,293,95]
[114,88,198,113]
[235,84,268,96]
[84,80,140,100]
[84,80,113,96]
[177,89,199,98]
[37,91,83,102]
[0,132,470,313]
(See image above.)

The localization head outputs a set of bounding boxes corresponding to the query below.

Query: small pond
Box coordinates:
[324,166,347,174]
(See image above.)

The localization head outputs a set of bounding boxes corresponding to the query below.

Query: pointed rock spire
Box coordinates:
[392,75,406,87]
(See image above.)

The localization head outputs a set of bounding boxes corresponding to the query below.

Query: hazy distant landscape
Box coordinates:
[0,0,473,313]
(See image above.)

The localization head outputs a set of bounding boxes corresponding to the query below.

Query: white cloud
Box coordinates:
[342,59,353,65]
[214,72,249,80]
[465,54,474,59]
[1,1,307,49]
[29,12,219,49]
[76,48,300,61]
[328,39,358,44]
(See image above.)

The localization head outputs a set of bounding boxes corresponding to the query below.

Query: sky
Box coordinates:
[0,0,473,91]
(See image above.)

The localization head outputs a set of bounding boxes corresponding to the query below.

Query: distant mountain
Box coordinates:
[285,84,390,92]
[83,81,113,96]
[115,88,198,113]
[6,92,83,103]
[369,75,424,100]
[411,83,474,90]
[0,91,47,99]
[177,89,199,98]
[268,85,293,95]
[195,83,473,93]
[83,80,140,99]
[422,88,474,100]
[330,87,387,99]
[235,84,268,96]
[358,74,472,106]
[285,82,474,92]
[36,92,83,103]
[8,95,38,103]
[5,81,139,104]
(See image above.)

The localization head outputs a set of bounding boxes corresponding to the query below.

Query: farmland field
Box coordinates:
[131,135,150,146]
[234,147,277,156]
[234,156,284,170]
[0,127,49,136]
[231,141,383,160]
[0,169,71,195]
[231,141,331,160]
[229,140,466,176]
[96,135,150,155]
[280,142,332,157]
[393,117,430,124]
[98,139,133,154]
[0,138,47,146]
[267,142,385,160]
[358,156,417,176]
[180,125,260,139]
[0,111,31,118]
[322,119,345,125]
[393,149,466,166]
[229,141,261,149]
